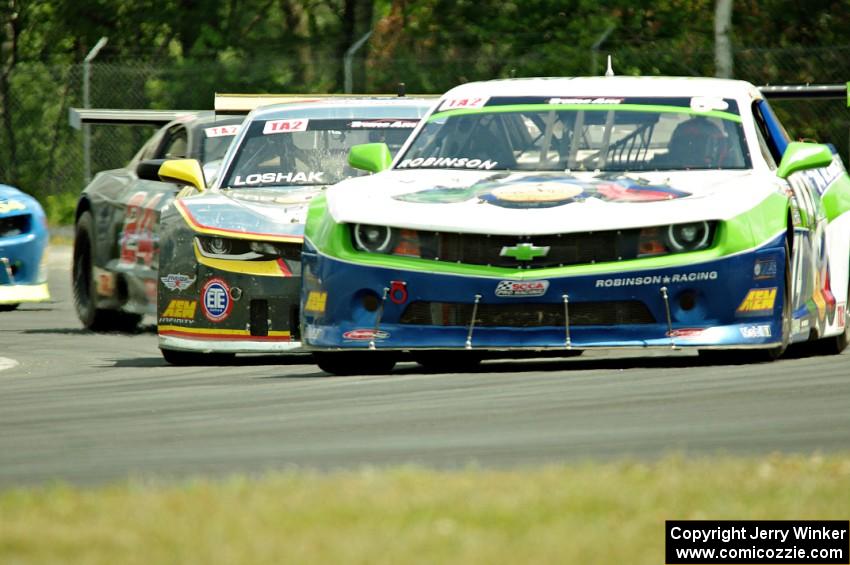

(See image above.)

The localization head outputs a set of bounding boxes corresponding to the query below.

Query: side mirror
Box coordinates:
[157,159,206,192]
[348,143,392,173]
[136,159,168,181]
[777,142,833,179]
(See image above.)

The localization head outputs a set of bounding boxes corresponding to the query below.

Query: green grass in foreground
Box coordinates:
[1,454,849,564]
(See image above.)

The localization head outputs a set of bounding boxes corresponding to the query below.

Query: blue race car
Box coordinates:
[0,183,50,310]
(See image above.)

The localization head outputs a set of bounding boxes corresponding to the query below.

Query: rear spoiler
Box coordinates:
[68,108,204,130]
[759,83,849,105]
[214,92,439,114]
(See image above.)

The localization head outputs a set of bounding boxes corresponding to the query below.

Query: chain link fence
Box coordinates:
[1,44,848,224]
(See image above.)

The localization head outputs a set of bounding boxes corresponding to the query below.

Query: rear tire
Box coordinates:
[412,351,483,371]
[314,352,397,376]
[161,348,235,366]
[73,211,142,332]
[0,303,20,312]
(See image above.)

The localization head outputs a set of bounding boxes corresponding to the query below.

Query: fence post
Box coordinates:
[344,31,372,94]
[83,37,108,185]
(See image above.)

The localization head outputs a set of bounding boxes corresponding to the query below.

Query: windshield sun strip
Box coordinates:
[428,103,744,123]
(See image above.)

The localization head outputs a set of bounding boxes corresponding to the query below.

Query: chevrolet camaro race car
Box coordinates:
[301,76,850,374]
[147,97,432,364]
[0,183,49,310]
[71,110,244,330]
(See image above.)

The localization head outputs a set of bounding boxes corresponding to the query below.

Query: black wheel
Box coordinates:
[73,211,142,332]
[161,348,236,366]
[0,303,20,312]
[412,351,483,371]
[314,352,397,376]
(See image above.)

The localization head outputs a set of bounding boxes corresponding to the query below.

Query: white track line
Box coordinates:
[0,357,20,373]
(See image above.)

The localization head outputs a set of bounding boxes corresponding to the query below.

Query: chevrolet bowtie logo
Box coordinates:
[500,243,550,261]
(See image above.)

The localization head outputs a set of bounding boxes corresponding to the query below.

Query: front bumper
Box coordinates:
[302,235,787,351]
[157,261,303,354]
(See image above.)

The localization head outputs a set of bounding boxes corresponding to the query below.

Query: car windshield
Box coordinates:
[201,124,240,165]
[397,97,751,172]
[221,118,418,188]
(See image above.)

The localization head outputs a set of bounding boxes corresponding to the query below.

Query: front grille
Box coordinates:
[399,301,655,327]
[250,299,269,336]
[416,230,641,269]
[0,214,30,238]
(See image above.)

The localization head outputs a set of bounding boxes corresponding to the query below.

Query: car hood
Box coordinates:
[179,186,326,239]
[325,170,784,235]
[0,184,40,216]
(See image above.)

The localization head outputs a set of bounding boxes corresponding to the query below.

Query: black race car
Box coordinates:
[70,110,244,330]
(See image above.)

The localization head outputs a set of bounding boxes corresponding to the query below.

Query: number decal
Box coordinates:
[119,191,165,267]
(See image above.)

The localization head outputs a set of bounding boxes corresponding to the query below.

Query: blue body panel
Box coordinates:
[0,184,49,291]
[302,234,788,350]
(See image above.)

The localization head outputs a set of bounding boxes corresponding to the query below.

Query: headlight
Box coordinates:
[638,221,715,257]
[196,236,300,261]
[666,221,712,252]
[353,224,393,252]
[208,237,232,255]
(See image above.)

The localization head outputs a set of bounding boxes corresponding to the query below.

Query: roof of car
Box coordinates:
[441,76,763,101]
[248,97,436,121]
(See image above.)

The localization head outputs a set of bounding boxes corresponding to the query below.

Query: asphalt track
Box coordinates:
[1,245,849,487]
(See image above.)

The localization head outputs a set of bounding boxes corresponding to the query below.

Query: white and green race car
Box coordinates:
[301,77,850,374]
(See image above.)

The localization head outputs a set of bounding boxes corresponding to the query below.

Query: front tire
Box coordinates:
[73,211,142,332]
[314,352,397,376]
[0,303,20,312]
[160,348,235,366]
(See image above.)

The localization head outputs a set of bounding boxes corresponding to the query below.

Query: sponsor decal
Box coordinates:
[439,96,489,111]
[595,271,718,288]
[0,199,26,214]
[305,326,323,342]
[233,171,324,186]
[396,157,499,171]
[145,279,157,302]
[736,287,777,315]
[343,329,390,341]
[666,328,707,338]
[263,118,309,135]
[349,119,418,129]
[500,243,550,261]
[799,155,844,196]
[690,96,729,112]
[202,278,232,322]
[161,299,197,321]
[304,290,327,314]
[389,281,408,305]
[204,125,240,138]
[495,280,549,297]
[548,97,623,105]
[838,302,846,330]
[393,173,690,207]
[740,324,772,338]
[95,270,115,297]
[160,273,197,292]
[753,258,777,280]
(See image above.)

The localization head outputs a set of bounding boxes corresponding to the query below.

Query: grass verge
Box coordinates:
[1,454,849,564]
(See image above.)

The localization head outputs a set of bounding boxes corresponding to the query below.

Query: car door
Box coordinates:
[754,99,835,336]
[116,123,189,309]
